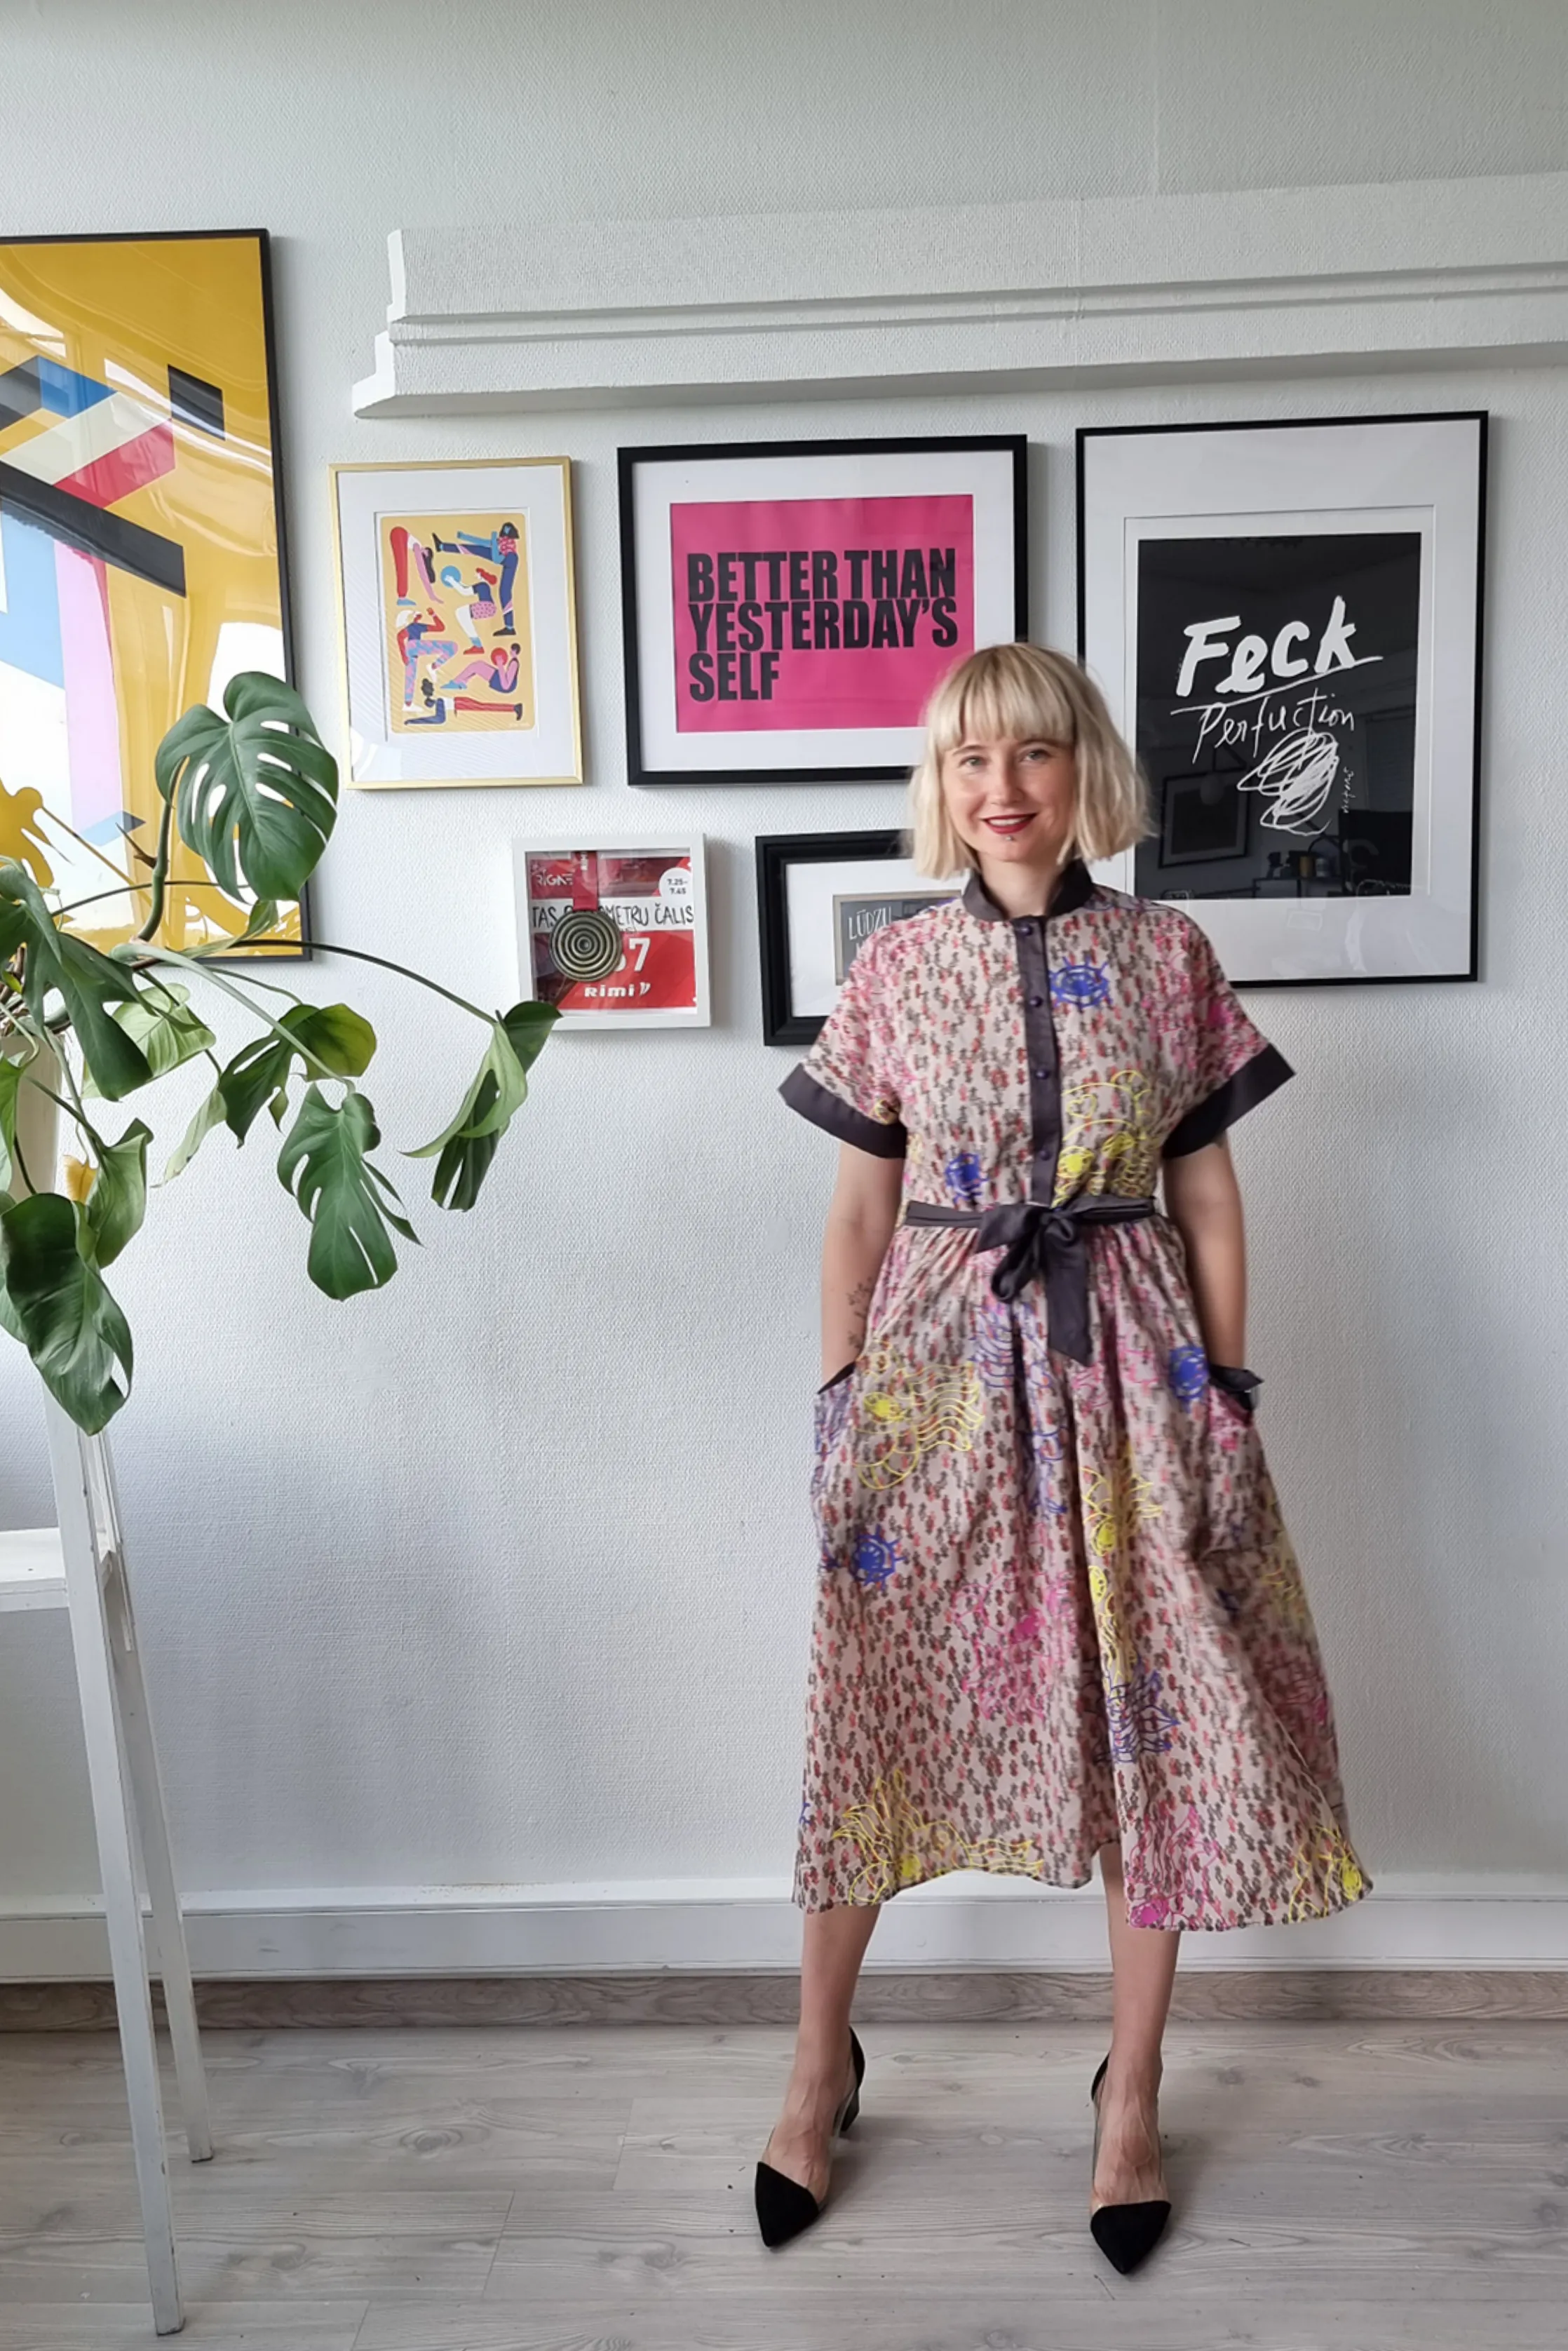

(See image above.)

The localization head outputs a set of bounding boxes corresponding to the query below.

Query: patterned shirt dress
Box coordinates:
[778,854,1372,1932]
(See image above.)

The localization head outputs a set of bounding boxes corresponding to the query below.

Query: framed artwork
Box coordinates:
[1077,412,1487,984]
[757,829,959,1046]
[331,457,582,789]
[0,228,304,957]
[620,434,1028,787]
[512,838,710,1027]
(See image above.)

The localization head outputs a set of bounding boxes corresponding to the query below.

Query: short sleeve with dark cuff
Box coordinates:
[1161,917,1294,1159]
[778,931,907,1160]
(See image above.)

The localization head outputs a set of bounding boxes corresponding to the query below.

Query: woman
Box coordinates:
[761,641,1372,2272]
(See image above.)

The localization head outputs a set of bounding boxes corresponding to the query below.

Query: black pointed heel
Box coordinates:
[754,2027,865,2249]
[1088,2051,1172,2275]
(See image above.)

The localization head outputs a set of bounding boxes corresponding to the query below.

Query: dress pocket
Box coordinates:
[811,1359,859,1525]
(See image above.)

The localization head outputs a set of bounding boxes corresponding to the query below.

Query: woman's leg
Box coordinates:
[1093,1837,1179,2209]
[761,1899,881,2198]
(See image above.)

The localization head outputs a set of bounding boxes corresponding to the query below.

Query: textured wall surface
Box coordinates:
[1,1,1564,1925]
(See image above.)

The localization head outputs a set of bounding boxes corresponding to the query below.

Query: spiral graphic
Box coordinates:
[552,905,623,978]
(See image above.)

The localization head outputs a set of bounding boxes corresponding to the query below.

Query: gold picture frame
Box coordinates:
[330,455,583,790]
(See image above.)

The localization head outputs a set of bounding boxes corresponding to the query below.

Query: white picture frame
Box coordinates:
[512,836,711,1028]
[1077,412,1486,985]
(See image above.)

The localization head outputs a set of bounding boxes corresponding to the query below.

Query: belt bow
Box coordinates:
[902,1192,1160,1365]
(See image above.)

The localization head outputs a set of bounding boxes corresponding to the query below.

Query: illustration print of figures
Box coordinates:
[668,493,975,734]
[379,512,534,734]
[1132,530,1422,903]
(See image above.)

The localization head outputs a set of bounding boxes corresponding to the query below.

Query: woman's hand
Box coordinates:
[1160,1134,1247,1368]
[820,1142,904,1382]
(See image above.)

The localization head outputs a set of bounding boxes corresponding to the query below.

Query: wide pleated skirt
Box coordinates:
[792,1217,1373,1929]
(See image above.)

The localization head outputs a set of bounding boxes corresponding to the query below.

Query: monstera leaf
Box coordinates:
[81,981,215,1097]
[81,1121,151,1268]
[219,1002,377,1144]
[0,1190,133,1433]
[154,671,338,902]
[0,863,152,1100]
[159,1002,379,1183]
[407,1002,557,1211]
[277,1085,417,1300]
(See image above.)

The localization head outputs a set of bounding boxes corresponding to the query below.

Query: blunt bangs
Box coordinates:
[926,642,1079,762]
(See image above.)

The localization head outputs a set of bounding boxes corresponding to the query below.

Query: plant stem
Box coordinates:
[215,937,492,1023]
[133,793,176,942]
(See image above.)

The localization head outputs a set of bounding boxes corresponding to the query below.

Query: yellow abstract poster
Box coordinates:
[0,230,301,955]
[377,511,534,734]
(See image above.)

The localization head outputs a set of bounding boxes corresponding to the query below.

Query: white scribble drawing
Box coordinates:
[1235,727,1341,836]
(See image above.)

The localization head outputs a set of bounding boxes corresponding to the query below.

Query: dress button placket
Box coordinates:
[1012,913,1060,1208]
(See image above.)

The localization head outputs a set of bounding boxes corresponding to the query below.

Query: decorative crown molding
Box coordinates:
[353,173,1568,415]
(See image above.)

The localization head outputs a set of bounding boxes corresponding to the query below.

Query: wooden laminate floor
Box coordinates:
[1,2019,1564,2350]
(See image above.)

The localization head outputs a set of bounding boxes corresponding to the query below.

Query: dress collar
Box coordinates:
[959,854,1096,923]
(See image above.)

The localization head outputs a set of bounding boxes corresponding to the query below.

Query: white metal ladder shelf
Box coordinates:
[0,1389,212,2334]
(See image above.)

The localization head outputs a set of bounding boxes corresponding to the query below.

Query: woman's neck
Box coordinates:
[971,846,1074,920]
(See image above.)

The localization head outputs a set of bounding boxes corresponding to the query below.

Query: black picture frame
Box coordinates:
[0,227,309,959]
[1076,410,1487,987]
[621,433,1029,788]
[757,828,961,1045]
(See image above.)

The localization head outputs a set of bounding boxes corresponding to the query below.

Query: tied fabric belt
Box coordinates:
[902,1194,1159,1366]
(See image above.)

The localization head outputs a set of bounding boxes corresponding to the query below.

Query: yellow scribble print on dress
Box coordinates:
[1260,1537,1317,1638]
[854,1339,984,1492]
[1054,1067,1158,1199]
[1285,1817,1366,1920]
[1084,1449,1163,1676]
[831,1767,1041,1903]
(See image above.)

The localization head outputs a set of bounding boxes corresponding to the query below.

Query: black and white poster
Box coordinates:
[1079,416,1485,984]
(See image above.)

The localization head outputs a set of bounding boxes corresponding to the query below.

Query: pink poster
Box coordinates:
[668,493,975,733]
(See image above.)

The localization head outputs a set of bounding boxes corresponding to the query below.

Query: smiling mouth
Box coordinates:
[984,814,1034,833]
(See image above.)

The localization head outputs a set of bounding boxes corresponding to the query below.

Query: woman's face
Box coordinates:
[940,733,1078,872]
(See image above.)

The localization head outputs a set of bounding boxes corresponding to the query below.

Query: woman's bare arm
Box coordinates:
[819,1142,905,1382]
[1161,1134,1247,1364]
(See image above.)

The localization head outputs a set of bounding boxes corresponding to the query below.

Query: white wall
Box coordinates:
[2,2,1566,1969]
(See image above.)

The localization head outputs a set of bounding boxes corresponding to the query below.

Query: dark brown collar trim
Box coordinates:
[960,855,1095,922]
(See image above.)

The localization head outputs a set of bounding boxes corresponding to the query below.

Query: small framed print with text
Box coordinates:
[1078,411,1486,984]
[756,830,959,1046]
[513,840,710,1028]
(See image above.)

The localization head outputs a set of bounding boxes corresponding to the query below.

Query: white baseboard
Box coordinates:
[3,1871,1567,1981]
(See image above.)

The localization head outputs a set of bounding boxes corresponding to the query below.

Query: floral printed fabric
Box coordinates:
[780,861,1372,1930]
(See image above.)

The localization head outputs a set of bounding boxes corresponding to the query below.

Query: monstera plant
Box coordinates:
[0,673,557,1434]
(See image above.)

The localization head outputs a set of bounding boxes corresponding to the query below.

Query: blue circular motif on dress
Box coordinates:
[1050,956,1112,1008]
[1168,1344,1210,1408]
[943,1150,985,1207]
[850,1530,900,1589]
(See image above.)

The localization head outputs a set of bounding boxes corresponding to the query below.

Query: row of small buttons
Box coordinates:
[1014,917,1055,1152]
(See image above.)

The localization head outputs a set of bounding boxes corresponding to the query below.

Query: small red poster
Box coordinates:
[526,848,698,1016]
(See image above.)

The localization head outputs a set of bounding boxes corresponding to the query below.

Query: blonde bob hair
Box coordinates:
[905,641,1150,877]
